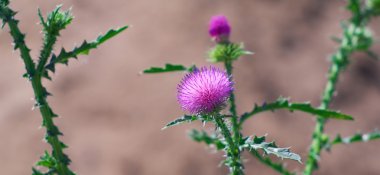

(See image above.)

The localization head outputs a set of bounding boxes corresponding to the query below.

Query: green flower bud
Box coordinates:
[208,43,252,63]
[39,5,73,36]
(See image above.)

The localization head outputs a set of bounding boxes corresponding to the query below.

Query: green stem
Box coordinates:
[224,60,245,175]
[3,13,35,76]
[304,48,355,175]
[248,149,295,175]
[32,75,71,175]
[222,43,295,174]
[214,115,243,175]
[224,60,237,116]
[224,60,241,144]
[37,34,57,73]
[304,37,351,175]
[0,5,72,175]
[304,1,374,174]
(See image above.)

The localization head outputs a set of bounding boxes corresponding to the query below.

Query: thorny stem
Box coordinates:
[224,60,241,146]
[304,46,352,175]
[214,115,244,175]
[303,59,343,175]
[223,59,245,175]
[222,43,296,174]
[304,1,375,174]
[37,34,57,73]
[224,60,237,117]
[32,75,72,175]
[224,51,289,175]
[0,4,72,175]
[1,11,35,75]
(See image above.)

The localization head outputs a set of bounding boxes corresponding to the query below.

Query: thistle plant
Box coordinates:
[304,0,380,174]
[143,1,380,173]
[0,1,127,174]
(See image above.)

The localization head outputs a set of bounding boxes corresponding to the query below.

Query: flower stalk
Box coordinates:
[214,114,244,175]
[224,59,241,147]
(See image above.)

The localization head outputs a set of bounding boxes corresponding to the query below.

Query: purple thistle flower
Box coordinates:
[209,15,231,43]
[177,66,233,114]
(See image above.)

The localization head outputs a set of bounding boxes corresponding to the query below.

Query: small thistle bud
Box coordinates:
[208,43,252,62]
[39,5,73,36]
[209,15,231,43]
[177,66,233,114]
[367,0,380,15]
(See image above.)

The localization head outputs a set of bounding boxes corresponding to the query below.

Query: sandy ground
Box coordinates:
[0,0,380,174]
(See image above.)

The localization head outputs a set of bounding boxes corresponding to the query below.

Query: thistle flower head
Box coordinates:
[177,66,233,114]
[209,15,231,43]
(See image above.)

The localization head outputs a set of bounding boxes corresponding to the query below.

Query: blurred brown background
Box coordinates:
[0,0,380,174]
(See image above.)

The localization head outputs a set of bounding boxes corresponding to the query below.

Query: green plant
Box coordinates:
[0,1,127,174]
[143,1,380,173]
[304,0,380,174]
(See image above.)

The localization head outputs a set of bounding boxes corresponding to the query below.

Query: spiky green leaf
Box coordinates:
[331,130,380,145]
[45,26,128,72]
[162,115,198,130]
[96,26,127,45]
[0,2,14,28]
[36,151,56,169]
[240,97,353,124]
[249,149,296,175]
[244,136,302,163]
[143,64,196,74]
[189,129,225,150]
